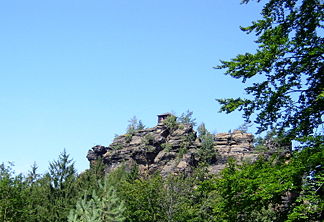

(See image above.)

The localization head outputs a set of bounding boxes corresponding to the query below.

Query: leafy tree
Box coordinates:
[120,174,164,222]
[287,166,324,221]
[214,1,323,220]
[199,143,323,221]
[254,129,291,153]
[0,162,28,222]
[216,0,323,140]
[0,163,55,222]
[119,171,207,222]
[159,174,203,222]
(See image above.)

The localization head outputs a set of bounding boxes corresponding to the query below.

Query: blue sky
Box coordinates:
[0,0,264,174]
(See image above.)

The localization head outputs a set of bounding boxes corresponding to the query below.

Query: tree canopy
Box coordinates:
[216,0,323,140]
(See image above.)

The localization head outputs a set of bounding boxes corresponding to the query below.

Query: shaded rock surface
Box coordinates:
[87,125,258,176]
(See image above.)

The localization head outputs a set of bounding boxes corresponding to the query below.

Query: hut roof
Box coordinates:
[157,112,173,117]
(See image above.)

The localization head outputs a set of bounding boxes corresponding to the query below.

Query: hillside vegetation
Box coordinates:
[1,0,323,221]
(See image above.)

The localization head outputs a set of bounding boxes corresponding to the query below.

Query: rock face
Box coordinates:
[208,130,258,174]
[87,124,258,176]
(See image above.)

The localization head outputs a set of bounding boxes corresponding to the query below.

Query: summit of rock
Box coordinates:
[87,119,261,176]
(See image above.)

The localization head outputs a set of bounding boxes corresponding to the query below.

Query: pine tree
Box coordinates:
[47,149,78,222]
[68,193,101,222]
[178,110,196,127]
[197,123,217,164]
[69,175,126,222]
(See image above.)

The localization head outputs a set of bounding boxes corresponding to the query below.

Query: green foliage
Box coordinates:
[143,133,154,145]
[197,123,208,138]
[137,120,145,130]
[111,143,124,150]
[180,132,195,148]
[199,134,217,164]
[0,162,28,222]
[24,163,53,222]
[69,175,126,222]
[0,152,124,222]
[68,194,101,222]
[26,162,40,184]
[197,140,324,221]
[286,136,324,221]
[254,129,291,153]
[0,160,76,222]
[286,169,324,222]
[178,110,197,127]
[197,123,218,164]
[119,172,207,222]
[214,2,323,219]
[8,144,322,221]
[161,143,172,152]
[163,115,179,132]
[235,122,251,133]
[124,133,133,143]
[26,174,53,222]
[126,116,145,134]
[75,158,105,196]
[212,158,290,221]
[0,162,54,222]
[120,174,164,222]
[124,116,146,143]
[178,147,188,159]
[49,149,76,190]
[159,174,204,222]
[216,0,323,139]
[177,132,196,159]
[46,150,78,222]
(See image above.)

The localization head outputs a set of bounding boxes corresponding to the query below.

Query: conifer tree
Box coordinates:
[47,149,78,222]
[69,175,126,222]
[197,123,217,164]
[179,110,196,126]
[68,193,101,222]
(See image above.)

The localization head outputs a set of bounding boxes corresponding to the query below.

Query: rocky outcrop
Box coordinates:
[87,124,258,176]
[208,130,258,174]
[87,123,200,176]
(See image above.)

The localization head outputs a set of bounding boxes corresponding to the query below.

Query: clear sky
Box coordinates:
[0,0,264,174]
